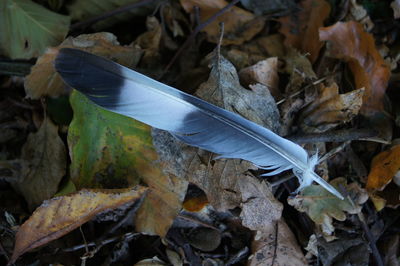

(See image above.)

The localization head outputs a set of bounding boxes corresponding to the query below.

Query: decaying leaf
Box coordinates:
[238,176,283,231]
[238,57,280,98]
[392,0,400,19]
[366,145,400,190]
[25,32,143,99]
[133,16,162,69]
[9,186,148,264]
[347,0,374,31]
[288,178,368,235]
[180,0,265,45]
[249,220,308,266]
[67,0,156,30]
[152,52,280,211]
[69,91,187,236]
[278,0,331,63]
[319,21,391,115]
[12,117,66,210]
[299,83,364,133]
[0,0,70,59]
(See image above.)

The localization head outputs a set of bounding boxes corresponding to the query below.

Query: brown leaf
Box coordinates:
[278,0,331,63]
[12,117,66,210]
[152,53,280,211]
[249,220,308,266]
[9,186,148,264]
[24,32,143,99]
[366,145,400,190]
[299,83,364,133]
[319,21,391,114]
[238,176,283,229]
[238,57,280,98]
[180,0,265,45]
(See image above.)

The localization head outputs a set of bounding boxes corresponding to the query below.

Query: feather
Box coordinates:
[55,48,344,200]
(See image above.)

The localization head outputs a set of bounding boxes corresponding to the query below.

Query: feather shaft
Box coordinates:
[55,48,344,200]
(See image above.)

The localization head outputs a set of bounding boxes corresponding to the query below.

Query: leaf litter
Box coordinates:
[1,0,400,265]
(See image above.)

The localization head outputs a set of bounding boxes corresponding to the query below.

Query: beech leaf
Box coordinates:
[9,186,148,264]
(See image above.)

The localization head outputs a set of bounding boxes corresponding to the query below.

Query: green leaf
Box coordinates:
[288,178,367,235]
[0,0,70,59]
[68,91,188,236]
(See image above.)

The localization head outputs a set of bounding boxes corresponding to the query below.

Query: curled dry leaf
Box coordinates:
[12,117,66,210]
[289,178,368,235]
[299,83,364,133]
[319,21,391,115]
[25,32,143,99]
[9,186,148,265]
[278,0,331,63]
[366,145,400,190]
[238,57,280,98]
[180,0,265,45]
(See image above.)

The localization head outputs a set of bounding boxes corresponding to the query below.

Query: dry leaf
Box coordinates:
[9,186,148,264]
[249,220,308,266]
[288,178,368,235]
[238,57,280,98]
[152,53,280,211]
[12,117,66,210]
[319,21,391,115]
[366,145,400,190]
[238,176,283,231]
[299,83,364,133]
[278,0,331,63]
[180,0,265,45]
[133,16,162,69]
[392,0,400,19]
[347,0,374,31]
[25,32,143,99]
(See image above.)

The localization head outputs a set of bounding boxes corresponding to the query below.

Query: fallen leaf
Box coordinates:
[133,16,162,70]
[374,182,400,209]
[392,0,400,19]
[69,91,187,236]
[152,52,280,211]
[240,0,298,16]
[366,145,400,190]
[249,220,308,266]
[238,57,280,98]
[25,32,143,99]
[180,0,265,45]
[317,236,369,265]
[278,0,331,63]
[288,178,368,235]
[238,176,283,231]
[12,117,66,210]
[0,0,70,59]
[9,186,148,264]
[347,0,374,31]
[299,83,364,133]
[319,21,391,115]
[67,0,156,30]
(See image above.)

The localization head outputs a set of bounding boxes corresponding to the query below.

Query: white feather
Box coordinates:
[55,48,344,200]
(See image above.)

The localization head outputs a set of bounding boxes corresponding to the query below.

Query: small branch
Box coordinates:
[162,0,241,75]
[0,60,33,76]
[287,129,378,144]
[70,0,158,31]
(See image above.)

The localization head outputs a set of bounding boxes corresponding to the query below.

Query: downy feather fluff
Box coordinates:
[55,48,344,199]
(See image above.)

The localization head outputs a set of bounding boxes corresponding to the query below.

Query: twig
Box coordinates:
[317,141,350,163]
[0,60,33,76]
[70,0,158,31]
[162,0,241,76]
[288,129,378,144]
